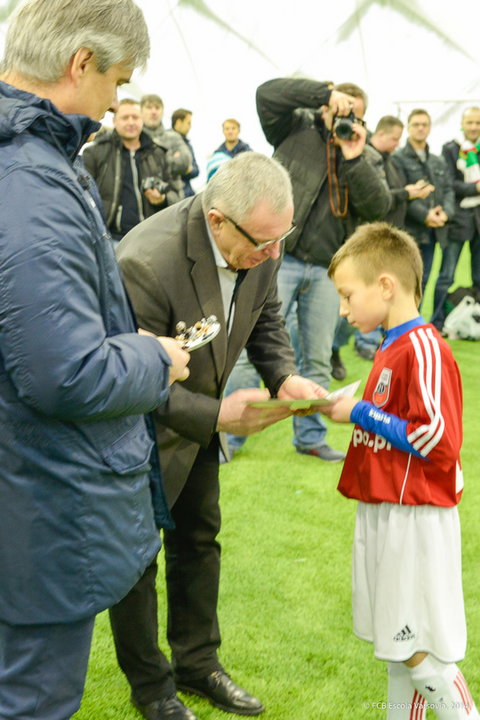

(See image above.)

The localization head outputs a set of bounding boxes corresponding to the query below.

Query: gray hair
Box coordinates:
[202,152,293,221]
[1,0,150,83]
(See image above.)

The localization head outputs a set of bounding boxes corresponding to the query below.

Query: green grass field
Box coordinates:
[74,245,480,720]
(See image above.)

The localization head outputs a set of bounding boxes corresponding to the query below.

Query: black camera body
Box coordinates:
[142,176,170,195]
[333,111,356,140]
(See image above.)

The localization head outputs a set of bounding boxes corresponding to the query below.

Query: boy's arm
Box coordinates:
[354,401,425,457]
[324,397,423,457]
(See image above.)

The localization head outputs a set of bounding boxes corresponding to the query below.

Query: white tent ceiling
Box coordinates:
[1,0,480,189]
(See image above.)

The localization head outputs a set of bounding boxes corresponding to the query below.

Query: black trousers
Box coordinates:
[109,438,223,704]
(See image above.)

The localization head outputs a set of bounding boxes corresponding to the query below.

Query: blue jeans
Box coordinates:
[224,308,302,453]
[0,615,95,719]
[431,236,480,328]
[224,349,261,452]
[276,254,339,450]
[420,230,438,296]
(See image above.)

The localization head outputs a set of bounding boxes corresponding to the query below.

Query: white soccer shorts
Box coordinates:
[352,501,466,663]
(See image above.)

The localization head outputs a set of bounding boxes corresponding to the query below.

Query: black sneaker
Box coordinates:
[296,445,346,463]
[330,349,347,380]
[354,344,377,361]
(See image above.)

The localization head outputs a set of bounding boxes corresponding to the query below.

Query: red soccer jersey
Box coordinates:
[338,323,463,507]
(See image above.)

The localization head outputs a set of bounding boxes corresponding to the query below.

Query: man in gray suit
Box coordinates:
[113,152,324,720]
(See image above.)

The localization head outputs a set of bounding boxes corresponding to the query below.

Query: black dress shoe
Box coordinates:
[177,670,265,716]
[131,694,198,720]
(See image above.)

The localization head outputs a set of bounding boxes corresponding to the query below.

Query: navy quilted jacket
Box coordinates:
[0,80,172,624]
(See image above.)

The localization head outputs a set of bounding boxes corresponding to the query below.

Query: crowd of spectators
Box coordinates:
[86,84,480,464]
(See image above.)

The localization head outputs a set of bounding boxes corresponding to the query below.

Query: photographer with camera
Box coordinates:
[225,78,392,463]
[83,98,179,241]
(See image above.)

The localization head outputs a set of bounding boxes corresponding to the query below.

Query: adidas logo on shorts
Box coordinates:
[393,624,416,642]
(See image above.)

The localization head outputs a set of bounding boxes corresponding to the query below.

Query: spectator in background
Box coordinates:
[431,106,480,330]
[368,115,434,227]
[249,77,391,463]
[206,150,231,182]
[393,109,455,294]
[140,93,165,141]
[206,118,251,185]
[141,93,191,202]
[83,99,177,241]
[0,0,190,717]
[215,118,252,157]
[170,108,199,197]
[330,115,436,380]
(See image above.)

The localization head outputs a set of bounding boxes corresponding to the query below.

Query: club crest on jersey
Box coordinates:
[372,368,392,408]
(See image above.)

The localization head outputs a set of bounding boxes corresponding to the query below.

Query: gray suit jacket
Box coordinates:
[117,194,296,506]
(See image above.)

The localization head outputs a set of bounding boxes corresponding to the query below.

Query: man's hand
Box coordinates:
[157,337,190,384]
[320,396,359,423]
[216,388,292,435]
[425,205,448,228]
[328,90,357,117]
[406,180,435,200]
[144,188,166,205]
[277,374,328,415]
[337,121,367,160]
[139,329,190,385]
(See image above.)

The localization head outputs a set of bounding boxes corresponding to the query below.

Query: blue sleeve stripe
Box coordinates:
[350,401,425,459]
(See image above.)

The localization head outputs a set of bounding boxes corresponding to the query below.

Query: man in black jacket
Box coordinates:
[393,109,455,296]
[253,77,391,462]
[141,93,190,201]
[83,98,178,241]
[431,107,480,329]
[330,115,435,377]
[368,115,434,227]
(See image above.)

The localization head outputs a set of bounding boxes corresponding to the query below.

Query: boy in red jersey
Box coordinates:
[324,222,478,719]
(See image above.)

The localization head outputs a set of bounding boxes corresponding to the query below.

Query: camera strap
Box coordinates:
[326,135,348,218]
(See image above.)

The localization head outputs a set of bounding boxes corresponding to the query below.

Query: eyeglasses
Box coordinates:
[212,208,296,251]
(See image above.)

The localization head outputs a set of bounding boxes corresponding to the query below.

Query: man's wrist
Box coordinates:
[270,373,293,398]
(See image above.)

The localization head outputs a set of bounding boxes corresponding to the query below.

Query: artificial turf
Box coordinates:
[74,246,480,720]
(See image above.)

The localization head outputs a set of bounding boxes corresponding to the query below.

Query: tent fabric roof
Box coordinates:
[1,0,479,188]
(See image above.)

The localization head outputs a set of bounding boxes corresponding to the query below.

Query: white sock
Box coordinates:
[387,662,426,719]
[408,655,479,719]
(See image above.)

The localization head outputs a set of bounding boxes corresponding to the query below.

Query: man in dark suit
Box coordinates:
[113,152,324,720]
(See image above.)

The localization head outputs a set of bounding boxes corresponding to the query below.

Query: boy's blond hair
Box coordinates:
[328,222,423,306]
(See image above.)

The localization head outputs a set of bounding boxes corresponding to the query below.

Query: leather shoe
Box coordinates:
[131,694,198,720]
[177,670,265,716]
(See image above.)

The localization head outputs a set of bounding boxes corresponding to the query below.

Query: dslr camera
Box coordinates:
[333,110,356,140]
[142,176,170,195]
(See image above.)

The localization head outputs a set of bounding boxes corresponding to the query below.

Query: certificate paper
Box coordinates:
[247,380,361,410]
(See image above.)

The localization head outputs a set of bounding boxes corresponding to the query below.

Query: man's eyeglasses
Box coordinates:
[212,208,296,251]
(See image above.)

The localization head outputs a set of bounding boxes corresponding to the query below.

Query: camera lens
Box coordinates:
[334,117,354,140]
